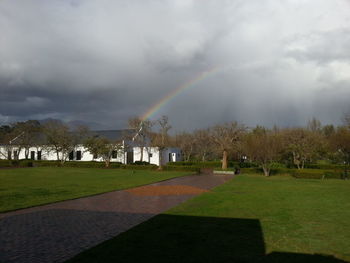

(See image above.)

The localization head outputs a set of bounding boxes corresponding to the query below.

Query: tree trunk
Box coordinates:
[222,150,228,170]
[158,148,163,170]
[140,146,144,162]
[262,166,270,176]
[25,148,29,159]
[56,149,60,161]
[105,159,110,168]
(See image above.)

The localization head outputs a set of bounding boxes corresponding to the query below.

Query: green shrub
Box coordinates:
[166,161,259,168]
[241,166,344,179]
[0,160,12,168]
[291,169,343,179]
[304,163,346,170]
[32,160,123,168]
[120,164,158,170]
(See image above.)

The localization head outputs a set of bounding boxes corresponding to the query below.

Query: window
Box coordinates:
[112,151,117,159]
[30,151,35,160]
[69,151,74,160]
[76,151,82,161]
[149,153,153,158]
[37,151,42,160]
[93,153,98,159]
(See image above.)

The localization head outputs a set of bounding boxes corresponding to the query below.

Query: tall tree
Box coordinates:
[210,122,245,169]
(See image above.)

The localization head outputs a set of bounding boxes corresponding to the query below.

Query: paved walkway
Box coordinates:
[0,174,233,263]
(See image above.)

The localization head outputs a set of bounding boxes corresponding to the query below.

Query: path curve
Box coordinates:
[0,174,233,263]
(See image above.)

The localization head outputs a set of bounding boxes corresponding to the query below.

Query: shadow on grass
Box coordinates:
[67,214,347,263]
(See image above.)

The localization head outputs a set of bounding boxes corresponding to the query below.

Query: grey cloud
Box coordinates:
[1,0,350,130]
[286,29,350,64]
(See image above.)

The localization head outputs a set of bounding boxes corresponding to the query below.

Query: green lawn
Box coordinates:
[0,167,189,212]
[68,175,350,263]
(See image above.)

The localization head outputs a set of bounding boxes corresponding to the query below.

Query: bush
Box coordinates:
[304,163,346,170]
[132,161,151,165]
[241,166,344,179]
[291,169,343,179]
[0,160,12,168]
[120,164,158,170]
[166,161,259,168]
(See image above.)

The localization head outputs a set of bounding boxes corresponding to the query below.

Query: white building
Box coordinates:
[133,147,182,166]
[0,129,182,166]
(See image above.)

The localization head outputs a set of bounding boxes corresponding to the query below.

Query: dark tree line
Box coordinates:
[1,114,350,174]
[173,116,350,175]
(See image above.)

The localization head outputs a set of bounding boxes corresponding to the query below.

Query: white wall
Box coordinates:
[133,147,182,166]
[0,144,126,163]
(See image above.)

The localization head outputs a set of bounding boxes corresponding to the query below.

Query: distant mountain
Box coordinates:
[38,118,107,130]
[66,120,106,130]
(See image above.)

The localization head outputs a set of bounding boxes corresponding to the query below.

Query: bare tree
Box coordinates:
[343,111,350,128]
[12,120,41,159]
[193,129,214,161]
[281,128,323,169]
[42,120,88,164]
[175,132,195,162]
[84,136,123,167]
[210,122,246,169]
[330,126,350,168]
[243,127,283,176]
[128,117,153,162]
[307,117,322,133]
[152,115,171,169]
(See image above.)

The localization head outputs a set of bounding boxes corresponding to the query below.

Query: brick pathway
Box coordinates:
[0,174,233,263]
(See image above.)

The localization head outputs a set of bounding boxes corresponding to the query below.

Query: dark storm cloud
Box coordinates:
[1,0,350,129]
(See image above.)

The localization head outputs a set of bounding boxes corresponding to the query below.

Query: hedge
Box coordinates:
[166,161,258,168]
[241,167,346,179]
[0,160,12,168]
[162,165,200,173]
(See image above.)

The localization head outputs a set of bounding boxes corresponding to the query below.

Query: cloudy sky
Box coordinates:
[1,0,350,131]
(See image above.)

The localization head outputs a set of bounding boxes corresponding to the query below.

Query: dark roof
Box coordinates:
[89,129,135,141]
[3,129,136,146]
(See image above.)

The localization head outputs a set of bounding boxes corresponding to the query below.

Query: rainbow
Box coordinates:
[141,67,220,121]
